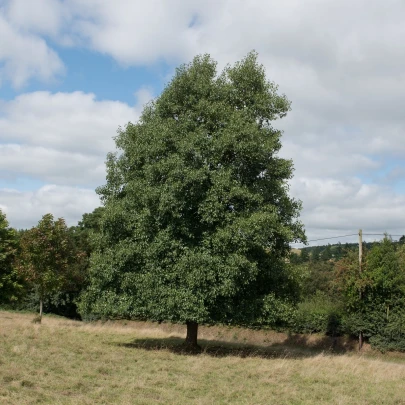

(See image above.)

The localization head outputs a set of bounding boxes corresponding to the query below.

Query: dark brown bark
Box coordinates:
[183,321,201,352]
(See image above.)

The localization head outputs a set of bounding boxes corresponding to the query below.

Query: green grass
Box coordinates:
[1,311,405,404]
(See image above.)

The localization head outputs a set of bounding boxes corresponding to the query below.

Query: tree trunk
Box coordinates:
[39,298,43,321]
[183,321,201,352]
[359,331,363,351]
[33,298,43,324]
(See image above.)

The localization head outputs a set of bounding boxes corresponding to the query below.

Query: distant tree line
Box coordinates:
[290,240,404,264]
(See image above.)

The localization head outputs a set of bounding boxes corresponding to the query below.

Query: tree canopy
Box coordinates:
[16,214,86,322]
[79,52,305,346]
[69,207,105,256]
[336,237,405,351]
[0,209,21,304]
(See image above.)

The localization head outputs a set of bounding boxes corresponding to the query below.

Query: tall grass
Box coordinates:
[1,311,405,404]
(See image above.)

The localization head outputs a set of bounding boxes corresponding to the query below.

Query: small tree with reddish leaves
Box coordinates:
[16,214,85,322]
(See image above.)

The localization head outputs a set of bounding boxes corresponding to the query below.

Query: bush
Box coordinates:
[290,292,343,335]
[258,293,296,329]
[343,305,405,352]
[336,238,405,352]
[7,287,82,319]
[369,310,405,352]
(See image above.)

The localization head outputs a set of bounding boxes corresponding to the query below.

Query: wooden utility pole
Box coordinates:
[359,229,363,351]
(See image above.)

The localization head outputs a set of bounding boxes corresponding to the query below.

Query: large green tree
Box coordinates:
[80,52,305,347]
[16,214,86,322]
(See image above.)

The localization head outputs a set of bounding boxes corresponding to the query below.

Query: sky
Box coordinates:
[0,0,405,246]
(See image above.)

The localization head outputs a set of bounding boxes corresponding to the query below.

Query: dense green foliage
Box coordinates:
[281,238,405,351]
[285,237,405,351]
[69,207,105,256]
[336,238,405,351]
[2,205,405,351]
[79,52,305,336]
[15,214,86,320]
[0,210,22,304]
[290,292,343,335]
[1,209,102,318]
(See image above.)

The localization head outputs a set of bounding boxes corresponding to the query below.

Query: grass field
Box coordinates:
[1,311,405,404]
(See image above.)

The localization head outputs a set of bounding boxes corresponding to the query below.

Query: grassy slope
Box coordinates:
[1,311,405,405]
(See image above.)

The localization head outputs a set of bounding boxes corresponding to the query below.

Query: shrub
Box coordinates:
[343,305,405,352]
[258,293,296,329]
[290,292,343,335]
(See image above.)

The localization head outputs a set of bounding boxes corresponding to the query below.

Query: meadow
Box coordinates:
[1,310,405,405]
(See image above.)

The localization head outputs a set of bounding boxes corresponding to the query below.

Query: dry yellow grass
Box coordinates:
[1,310,405,405]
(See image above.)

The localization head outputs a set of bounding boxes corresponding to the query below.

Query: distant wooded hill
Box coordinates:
[291,237,405,263]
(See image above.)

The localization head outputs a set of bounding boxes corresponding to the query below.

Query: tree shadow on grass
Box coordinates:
[115,334,357,359]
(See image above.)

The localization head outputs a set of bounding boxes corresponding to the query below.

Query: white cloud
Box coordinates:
[281,138,381,179]
[54,0,405,156]
[5,0,65,37]
[0,185,100,229]
[64,0,199,65]
[0,6,64,88]
[290,177,405,244]
[0,144,104,186]
[134,87,155,110]
[0,91,139,155]
[1,0,405,239]
[0,90,148,222]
